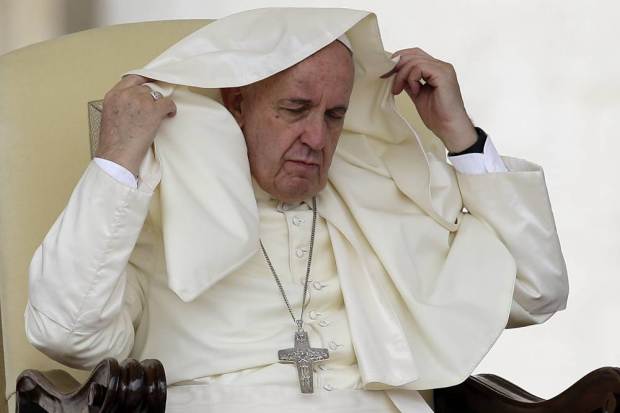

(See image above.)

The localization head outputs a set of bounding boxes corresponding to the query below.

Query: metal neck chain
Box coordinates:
[259,197,317,332]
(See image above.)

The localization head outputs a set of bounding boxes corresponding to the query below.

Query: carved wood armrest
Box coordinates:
[434,367,620,413]
[16,358,166,413]
[17,359,619,412]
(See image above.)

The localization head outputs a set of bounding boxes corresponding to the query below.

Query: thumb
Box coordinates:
[157,96,177,118]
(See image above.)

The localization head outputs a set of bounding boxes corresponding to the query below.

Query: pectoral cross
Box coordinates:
[278,328,329,393]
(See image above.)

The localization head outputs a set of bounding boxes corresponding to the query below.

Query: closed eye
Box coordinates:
[327,109,346,120]
[284,107,306,114]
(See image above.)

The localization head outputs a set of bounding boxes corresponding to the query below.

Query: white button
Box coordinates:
[292,216,304,226]
[323,384,334,391]
[295,248,306,258]
[328,341,340,351]
[309,310,322,320]
[318,364,328,371]
[299,277,313,286]
[313,281,327,290]
[319,320,331,327]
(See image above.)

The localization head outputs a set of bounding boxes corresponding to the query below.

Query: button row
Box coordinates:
[283,200,338,382]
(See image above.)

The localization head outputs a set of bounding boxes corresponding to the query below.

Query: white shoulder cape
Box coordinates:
[126,7,517,390]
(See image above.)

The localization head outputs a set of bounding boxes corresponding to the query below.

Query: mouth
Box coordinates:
[285,159,319,172]
[288,159,318,166]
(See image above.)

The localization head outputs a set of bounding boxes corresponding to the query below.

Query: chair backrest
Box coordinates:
[0,19,210,412]
[0,16,439,413]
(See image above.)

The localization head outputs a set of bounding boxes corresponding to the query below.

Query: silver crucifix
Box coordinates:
[278,328,329,393]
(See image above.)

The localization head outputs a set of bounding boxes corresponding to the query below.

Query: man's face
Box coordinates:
[222,41,355,203]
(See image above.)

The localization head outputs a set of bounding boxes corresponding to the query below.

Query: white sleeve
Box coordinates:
[455,157,569,328]
[448,136,509,175]
[94,157,138,188]
[25,160,156,369]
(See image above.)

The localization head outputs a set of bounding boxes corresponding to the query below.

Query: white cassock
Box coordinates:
[25,7,568,413]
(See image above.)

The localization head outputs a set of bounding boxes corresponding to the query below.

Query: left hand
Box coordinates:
[381,47,477,153]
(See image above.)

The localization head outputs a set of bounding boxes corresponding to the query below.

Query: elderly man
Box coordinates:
[25,8,568,413]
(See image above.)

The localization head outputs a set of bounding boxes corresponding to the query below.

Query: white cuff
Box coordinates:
[448,136,508,175]
[94,158,138,188]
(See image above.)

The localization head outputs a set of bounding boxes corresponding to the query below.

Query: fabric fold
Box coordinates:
[147,84,259,302]
[121,7,554,390]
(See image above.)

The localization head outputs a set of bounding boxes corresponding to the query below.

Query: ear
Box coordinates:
[220,87,245,128]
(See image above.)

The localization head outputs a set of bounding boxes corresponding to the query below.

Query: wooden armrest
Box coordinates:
[434,367,620,413]
[17,359,619,412]
[16,358,166,413]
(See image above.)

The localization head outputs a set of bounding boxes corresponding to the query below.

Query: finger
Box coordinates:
[404,80,421,99]
[155,96,177,118]
[139,84,159,98]
[380,54,436,78]
[113,74,152,91]
[392,59,441,95]
[391,60,421,95]
[136,85,172,109]
[393,59,450,94]
[391,54,437,73]
[391,47,434,59]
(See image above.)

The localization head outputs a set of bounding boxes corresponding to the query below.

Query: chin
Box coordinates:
[276,177,323,203]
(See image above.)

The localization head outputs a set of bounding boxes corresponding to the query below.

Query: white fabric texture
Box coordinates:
[26,7,568,409]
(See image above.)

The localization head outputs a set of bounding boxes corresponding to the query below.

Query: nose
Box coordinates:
[299,113,328,151]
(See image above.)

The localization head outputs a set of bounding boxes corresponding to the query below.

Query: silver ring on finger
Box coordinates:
[150,90,163,101]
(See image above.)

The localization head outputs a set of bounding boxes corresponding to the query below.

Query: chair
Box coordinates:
[0,19,211,412]
[1,19,618,413]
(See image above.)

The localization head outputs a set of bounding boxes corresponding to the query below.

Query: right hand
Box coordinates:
[95,75,177,176]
